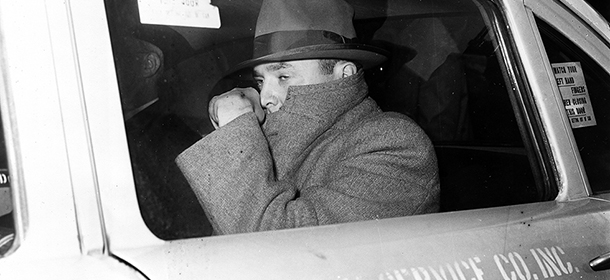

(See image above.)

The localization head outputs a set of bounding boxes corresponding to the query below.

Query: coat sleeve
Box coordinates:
[176,112,440,234]
[176,113,311,234]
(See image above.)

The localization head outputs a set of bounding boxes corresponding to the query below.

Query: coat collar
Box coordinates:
[263,69,367,131]
[262,70,368,179]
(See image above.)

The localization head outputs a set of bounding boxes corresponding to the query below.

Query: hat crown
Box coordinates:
[255,0,356,39]
[226,0,388,75]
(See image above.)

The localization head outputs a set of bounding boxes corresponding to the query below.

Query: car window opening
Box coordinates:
[104,0,552,239]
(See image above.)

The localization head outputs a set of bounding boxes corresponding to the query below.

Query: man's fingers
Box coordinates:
[242,88,265,124]
[209,87,262,128]
[209,95,220,129]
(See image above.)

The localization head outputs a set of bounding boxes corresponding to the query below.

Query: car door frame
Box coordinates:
[67,0,610,279]
[522,0,610,201]
[522,0,610,200]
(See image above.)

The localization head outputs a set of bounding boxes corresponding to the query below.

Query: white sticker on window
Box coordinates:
[137,0,221,29]
[551,62,597,128]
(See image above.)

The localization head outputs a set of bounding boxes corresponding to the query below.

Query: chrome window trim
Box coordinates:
[479,0,559,201]
[556,0,610,45]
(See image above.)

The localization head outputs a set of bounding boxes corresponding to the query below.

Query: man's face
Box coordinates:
[253,59,335,113]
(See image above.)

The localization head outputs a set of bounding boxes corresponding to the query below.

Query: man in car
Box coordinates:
[106,0,212,238]
[176,0,440,235]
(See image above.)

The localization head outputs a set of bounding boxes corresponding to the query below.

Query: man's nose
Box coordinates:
[259,84,279,111]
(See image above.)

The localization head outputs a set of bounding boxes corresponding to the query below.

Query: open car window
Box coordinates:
[104,0,555,239]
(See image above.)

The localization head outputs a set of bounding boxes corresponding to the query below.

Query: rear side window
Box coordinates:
[536,18,610,194]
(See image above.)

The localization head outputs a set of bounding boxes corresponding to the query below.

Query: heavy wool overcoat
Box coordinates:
[176,71,440,235]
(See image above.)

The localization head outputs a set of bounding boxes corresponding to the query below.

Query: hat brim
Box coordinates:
[226,43,388,77]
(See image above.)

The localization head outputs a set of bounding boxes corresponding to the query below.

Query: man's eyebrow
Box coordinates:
[253,62,293,77]
[267,62,292,71]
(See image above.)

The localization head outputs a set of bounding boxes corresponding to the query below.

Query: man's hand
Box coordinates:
[209,87,265,129]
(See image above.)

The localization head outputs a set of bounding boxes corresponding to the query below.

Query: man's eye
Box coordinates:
[279,75,289,81]
[255,80,263,89]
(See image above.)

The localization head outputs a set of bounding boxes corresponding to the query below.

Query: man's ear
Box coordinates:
[333,61,357,79]
[142,52,162,78]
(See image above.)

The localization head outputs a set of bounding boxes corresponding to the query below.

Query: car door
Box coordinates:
[65,0,610,279]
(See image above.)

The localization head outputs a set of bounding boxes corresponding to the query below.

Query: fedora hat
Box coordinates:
[230,0,388,73]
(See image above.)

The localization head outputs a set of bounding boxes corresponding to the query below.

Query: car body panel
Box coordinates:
[116,195,610,279]
[0,0,83,258]
[0,254,146,280]
[0,1,146,278]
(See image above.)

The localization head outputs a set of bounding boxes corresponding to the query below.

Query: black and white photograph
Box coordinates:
[0,0,608,279]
